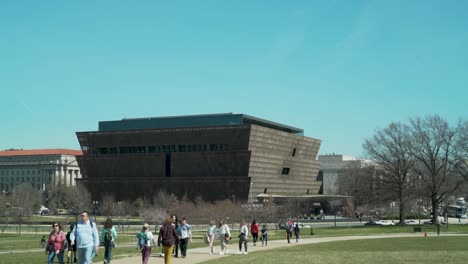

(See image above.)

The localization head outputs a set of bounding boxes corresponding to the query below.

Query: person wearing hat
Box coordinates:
[138,223,155,264]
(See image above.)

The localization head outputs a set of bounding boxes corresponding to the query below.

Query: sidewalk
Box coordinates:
[111,232,457,264]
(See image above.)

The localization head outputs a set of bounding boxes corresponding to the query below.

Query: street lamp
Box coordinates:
[117,201,123,233]
[417,198,422,225]
[92,200,99,220]
[391,201,395,224]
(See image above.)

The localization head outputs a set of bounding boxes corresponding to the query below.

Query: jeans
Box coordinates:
[141,246,151,264]
[163,245,174,264]
[48,250,64,264]
[179,238,189,257]
[173,239,179,257]
[251,233,258,244]
[104,241,114,263]
[77,247,94,264]
[238,235,248,252]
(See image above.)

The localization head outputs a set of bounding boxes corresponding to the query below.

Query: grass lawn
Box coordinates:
[202,236,468,264]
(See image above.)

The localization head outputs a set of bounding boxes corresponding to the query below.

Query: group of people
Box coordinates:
[205,219,269,256]
[285,218,301,243]
[45,212,298,264]
[137,215,192,264]
[45,211,117,264]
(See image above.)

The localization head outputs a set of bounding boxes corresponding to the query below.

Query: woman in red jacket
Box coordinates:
[250,219,259,246]
[46,222,66,264]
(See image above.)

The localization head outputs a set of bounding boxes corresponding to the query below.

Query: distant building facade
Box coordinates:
[0,149,83,192]
[76,113,322,202]
[318,154,370,195]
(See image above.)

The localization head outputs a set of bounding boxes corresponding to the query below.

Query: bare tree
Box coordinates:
[337,163,378,211]
[10,183,41,235]
[410,115,468,224]
[363,122,415,224]
[65,185,92,214]
[100,194,117,217]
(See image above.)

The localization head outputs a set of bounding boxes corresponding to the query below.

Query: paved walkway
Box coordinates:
[111,232,464,264]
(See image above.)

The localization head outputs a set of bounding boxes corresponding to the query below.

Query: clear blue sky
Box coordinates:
[1,0,467,157]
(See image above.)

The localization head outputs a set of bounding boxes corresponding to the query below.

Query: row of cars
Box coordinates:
[37,206,72,216]
[364,219,447,226]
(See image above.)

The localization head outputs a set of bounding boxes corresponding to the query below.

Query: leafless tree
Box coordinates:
[65,185,92,214]
[409,115,468,224]
[363,122,415,224]
[100,194,117,217]
[342,197,355,219]
[337,163,379,211]
[0,192,10,235]
[10,183,41,235]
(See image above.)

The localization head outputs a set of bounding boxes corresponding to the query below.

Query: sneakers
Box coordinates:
[219,252,224,255]
[244,252,248,255]
[237,251,243,255]
[103,260,107,264]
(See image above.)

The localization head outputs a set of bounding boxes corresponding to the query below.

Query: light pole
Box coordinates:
[249,182,253,204]
[391,201,395,224]
[92,200,98,220]
[417,198,422,225]
[117,201,123,233]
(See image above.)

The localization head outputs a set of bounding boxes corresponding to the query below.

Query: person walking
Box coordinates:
[158,218,178,264]
[285,218,294,243]
[238,220,248,255]
[178,217,192,259]
[70,211,99,264]
[46,222,66,264]
[41,235,46,248]
[100,218,117,264]
[66,224,77,263]
[171,215,179,258]
[206,220,216,254]
[261,224,268,246]
[137,223,155,264]
[293,223,301,243]
[218,219,231,255]
[250,219,259,246]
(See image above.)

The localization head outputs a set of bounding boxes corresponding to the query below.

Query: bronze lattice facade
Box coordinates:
[76,113,321,202]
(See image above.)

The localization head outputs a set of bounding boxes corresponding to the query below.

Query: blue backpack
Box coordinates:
[137,232,148,248]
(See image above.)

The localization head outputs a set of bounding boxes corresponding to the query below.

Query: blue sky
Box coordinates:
[1,0,467,157]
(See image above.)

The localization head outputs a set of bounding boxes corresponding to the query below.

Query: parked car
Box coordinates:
[37,205,49,216]
[364,219,395,226]
[376,220,395,226]
[55,208,70,215]
[405,220,417,225]
[364,219,380,226]
[424,220,447,225]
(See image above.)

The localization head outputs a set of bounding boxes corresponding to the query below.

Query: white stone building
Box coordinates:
[0,149,82,192]
[318,154,372,195]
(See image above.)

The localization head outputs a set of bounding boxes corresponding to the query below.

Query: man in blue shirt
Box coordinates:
[70,211,99,264]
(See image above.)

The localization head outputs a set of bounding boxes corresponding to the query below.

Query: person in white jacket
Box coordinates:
[218,219,231,255]
[238,220,249,254]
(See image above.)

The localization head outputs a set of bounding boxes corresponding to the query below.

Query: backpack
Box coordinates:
[104,228,112,242]
[137,232,148,248]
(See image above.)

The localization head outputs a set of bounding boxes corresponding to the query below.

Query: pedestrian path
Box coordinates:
[111,232,466,264]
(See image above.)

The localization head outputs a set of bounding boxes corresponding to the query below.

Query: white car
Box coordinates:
[37,205,49,216]
[376,220,395,226]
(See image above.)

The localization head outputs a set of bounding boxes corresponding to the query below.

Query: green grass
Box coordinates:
[2,224,467,263]
[202,236,468,264]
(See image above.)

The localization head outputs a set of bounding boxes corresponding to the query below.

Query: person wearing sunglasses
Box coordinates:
[46,223,66,264]
[70,211,99,264]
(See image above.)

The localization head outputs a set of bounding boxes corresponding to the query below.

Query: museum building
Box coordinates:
[75,113,322,202]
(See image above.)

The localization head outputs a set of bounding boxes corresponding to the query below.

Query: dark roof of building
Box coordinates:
[98,113,304,134]
[0,149,82,156]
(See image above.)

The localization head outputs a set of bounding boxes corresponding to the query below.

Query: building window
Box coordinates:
[99,147,108,154]
[292,148,296,157]
[281,167,290,175]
